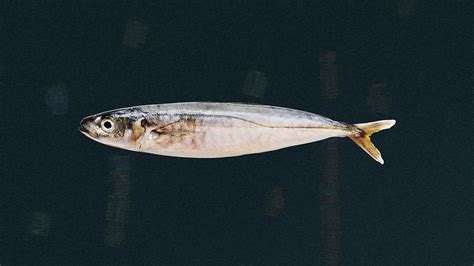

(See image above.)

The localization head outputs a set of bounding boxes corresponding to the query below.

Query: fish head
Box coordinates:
[79,111,134,150]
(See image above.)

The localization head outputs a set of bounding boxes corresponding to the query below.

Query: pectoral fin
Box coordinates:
[150,118,199,142]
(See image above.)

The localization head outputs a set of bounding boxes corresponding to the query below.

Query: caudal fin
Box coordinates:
[349,120,396,164]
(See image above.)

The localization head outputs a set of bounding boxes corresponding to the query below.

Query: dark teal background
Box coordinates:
[2,1,471,265]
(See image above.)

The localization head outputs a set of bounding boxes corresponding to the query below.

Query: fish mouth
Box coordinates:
[78,117,97,138]
[78,124,93,138]
[78,123,87,133]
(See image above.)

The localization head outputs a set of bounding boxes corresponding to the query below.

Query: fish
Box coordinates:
[79,102,396,164]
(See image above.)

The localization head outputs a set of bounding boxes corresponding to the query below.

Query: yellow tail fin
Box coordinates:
[349,120,396,164]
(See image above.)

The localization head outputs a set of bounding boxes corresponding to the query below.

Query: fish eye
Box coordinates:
[101,118,116,132]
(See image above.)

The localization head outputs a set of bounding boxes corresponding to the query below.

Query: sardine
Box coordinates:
[79,102,395,164]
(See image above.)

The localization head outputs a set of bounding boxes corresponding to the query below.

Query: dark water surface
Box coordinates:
[2,1,471,265]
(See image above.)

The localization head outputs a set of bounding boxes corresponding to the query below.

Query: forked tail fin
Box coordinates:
[349,120,396,164]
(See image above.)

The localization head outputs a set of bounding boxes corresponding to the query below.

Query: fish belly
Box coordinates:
[192,127,346,158]
[139,116,349,158]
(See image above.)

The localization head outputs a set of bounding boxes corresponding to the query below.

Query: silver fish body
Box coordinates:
[79,102,395,164]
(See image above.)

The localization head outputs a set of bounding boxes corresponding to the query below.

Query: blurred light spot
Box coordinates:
[319,140,341,265]
[104,155,131,248]
[122,21,148,49]
[44,82,69,115]
[242,70,267,98]
[110,154,131,175]
[264,186,285,218]
[29,211,51,237]
[0,60,4,77]
[348,0,369,8]
[0,211,6,238]
[0,61,4,107]
[319,51,339,100]
[398,0,417,21]
[320,139,340,180]
[367,81,390,115]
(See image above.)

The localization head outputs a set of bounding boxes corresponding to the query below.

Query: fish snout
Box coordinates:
[78,123,87,132]
[78,116,98,137]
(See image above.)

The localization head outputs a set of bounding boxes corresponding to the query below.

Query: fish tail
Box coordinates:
[349,120,396,164]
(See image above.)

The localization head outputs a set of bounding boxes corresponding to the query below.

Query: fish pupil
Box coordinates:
[103,121,112,129]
